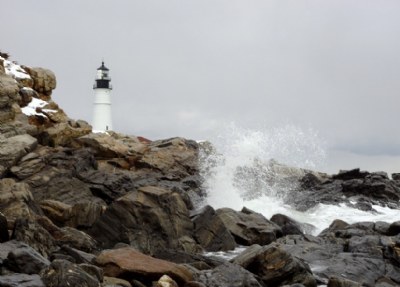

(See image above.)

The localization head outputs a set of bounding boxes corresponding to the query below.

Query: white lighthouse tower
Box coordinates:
[92,61,113,132]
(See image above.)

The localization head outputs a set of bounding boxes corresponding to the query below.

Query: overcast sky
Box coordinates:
[2,0,400,173]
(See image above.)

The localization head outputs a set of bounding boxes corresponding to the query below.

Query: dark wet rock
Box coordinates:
[196,261,263,287]
[40,259,100,287]
[270,213,305,235]
[6,244,50,274]
[191,205,236,251]
[236,243,316,287]
[95,247,193,285]
[392,173,400,181]
[294,168,400,212]
[0,273,45,287]
[216,207,282,246]
[387,221,400,236]
[332,168,370,180]
[0,212,9,242]
[89,186,194,254]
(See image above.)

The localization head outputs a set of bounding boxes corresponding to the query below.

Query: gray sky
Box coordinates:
[2,0,400,173]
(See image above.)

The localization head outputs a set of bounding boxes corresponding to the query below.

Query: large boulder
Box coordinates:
[191,205,236,251]
[89,186,195,254]
[216,207,282,246]
[95,247,193,285]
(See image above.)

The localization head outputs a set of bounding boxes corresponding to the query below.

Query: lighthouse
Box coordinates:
[92,61,113,132]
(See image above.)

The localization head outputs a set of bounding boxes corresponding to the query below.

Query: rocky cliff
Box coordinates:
[1,53,400,287]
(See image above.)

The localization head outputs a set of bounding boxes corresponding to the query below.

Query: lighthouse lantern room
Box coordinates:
[92,61,113,132]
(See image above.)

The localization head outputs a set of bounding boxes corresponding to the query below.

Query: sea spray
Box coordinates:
[199,123,400,234]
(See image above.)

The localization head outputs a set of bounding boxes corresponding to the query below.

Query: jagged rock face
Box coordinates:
[89,186,195,254]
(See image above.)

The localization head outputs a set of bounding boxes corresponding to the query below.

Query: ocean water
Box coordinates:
[200,123,400,235]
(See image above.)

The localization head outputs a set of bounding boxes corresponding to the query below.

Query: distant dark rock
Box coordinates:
[332,168,370,180]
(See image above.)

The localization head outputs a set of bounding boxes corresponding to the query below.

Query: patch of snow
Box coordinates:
[1,56,31,80]
[21,98,54,117]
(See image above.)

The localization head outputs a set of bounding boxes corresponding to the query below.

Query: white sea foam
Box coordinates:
[200,123,400,234]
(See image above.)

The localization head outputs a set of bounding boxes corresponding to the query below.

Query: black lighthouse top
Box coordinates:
[93,61,112,89]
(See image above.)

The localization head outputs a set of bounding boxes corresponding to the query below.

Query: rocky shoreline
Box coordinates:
[0,54,400,286]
